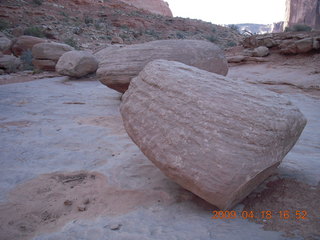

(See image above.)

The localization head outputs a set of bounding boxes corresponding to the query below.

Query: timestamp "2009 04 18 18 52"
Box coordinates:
[211,210,308,220]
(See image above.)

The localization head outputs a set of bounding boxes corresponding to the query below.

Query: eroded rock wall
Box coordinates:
[285,0,320,30]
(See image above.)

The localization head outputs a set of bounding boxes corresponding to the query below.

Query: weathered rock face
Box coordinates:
[56,51,98,77]
[285,0,320,30]
[11,36,47,57]
[120,59,307,210]
[32,42,74,71]
[97,40,228,93]
[119,0,172,17]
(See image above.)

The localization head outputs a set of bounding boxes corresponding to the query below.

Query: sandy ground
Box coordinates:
[0,53,319,240]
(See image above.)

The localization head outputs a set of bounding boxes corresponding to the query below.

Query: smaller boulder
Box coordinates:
[295,38,313,53]
[56,51,98,77]
[0,55,21,73]
[12,35,47,56]
[252,46,269,57]
[111,36,124,44]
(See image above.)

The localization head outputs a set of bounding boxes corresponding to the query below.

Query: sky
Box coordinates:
[165,0,286,25]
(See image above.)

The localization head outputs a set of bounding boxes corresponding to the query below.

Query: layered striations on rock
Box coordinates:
[285,0,320,30]
[120,59,307,210]
[97,40,228,93]
[119,0,172,17]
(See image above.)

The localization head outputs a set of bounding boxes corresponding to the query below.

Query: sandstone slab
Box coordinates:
[120,59,307,210]
[97,40,228,93]
[56,51,98,78]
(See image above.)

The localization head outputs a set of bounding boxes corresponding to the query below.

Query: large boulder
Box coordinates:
[0,55,21,73]
[120,59,307,210]
[56,50,98,77]
[97,40,228,93]
[0,33,12,54]
[32,42,74,71]
[11,35,47,56]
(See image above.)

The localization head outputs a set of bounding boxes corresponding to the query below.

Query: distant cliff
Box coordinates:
[284,0,320,30]
[119,0,173,17]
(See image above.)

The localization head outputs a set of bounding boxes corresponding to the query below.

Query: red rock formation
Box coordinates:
[285,0,320,30]
[119,0,173,17]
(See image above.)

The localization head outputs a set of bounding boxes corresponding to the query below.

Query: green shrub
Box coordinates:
[226,41,237,47]
[228,24,239,32]
[84,16,93,25]
[64,37,79,49]
[0,19,9,31]
[20,50,34,70]
[176,32,185,39]
[24,26,45,38]
[206,35,218,43]
[32,0,44,6]
[285,24,312,32]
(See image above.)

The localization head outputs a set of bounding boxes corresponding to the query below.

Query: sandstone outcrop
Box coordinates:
[12,36,47,57]
[119,0,172,17]
[56,51,98,77]
[120,59,307,210]
[243,31,320,54]
[97,40,228,93]
[32,42,74,71]
[284,0,320,30]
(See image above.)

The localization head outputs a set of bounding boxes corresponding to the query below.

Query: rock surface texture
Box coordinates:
[97,40,228,93]
[119,0,172,16]
[32,42,74,71]
[120,60,307,210]
[285,0,320,30]
[56,51,98,77]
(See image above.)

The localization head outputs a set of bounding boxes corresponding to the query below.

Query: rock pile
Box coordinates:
[120,59,307,210]
[243,31,320,54]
